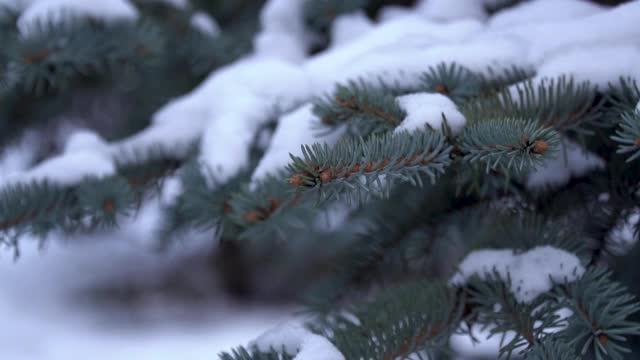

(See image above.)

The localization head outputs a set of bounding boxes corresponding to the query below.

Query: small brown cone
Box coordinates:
[434,84,449,94]
[532,140,549,154]
[244,210,262,224]
[102,199,115,213]
[288,174,305,186]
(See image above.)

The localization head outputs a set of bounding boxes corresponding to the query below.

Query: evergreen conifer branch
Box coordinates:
[158,161,248,244]
[421,62,482,102]
[321,281,461,359]
[219,347,293,360]
[475,65,536,94]
[3,18,164,96]
[459,118,559,174]
[611,110,640,162]
[286,128,452,203]
[313,79,407,137]
[462,76,602,136]
[556,267,640,360]
[0,147,189,248]
[524,336,580,360]
[465,274,564,358]
[607,77,640,117]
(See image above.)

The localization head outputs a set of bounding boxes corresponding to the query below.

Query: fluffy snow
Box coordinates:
[486,1,640,65]
[0,130,114,189]
[531,45,640,89]
[526,139,605,189]
[451,246,585,303]
[0,234,291,360]
[254,0,309,63]
[190,11,220,37]
[251,104,342,181]
[395,93,466,134]
[416,0,487,22]
[608,209,640,256]
[0,0,32,10]
[488,0,603,29]
[17,0,139,35]
[329,11,374,49]
[253,321,344,360]
[0,131,39,176]
[196,58,311,182]
[140,1,640,191]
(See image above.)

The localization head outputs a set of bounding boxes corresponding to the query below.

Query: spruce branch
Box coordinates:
[313,78,407,137]
[4,17,164,96]
[465,273,565,358]
[420,62,481,102]
[462,76,602,136]
[607,77,640,118]
[287,128,452,203]
[226,174,319,244]
[556,267,640,360]
[0,147,189,247]
[476,65,536,93]
[524,336,580,360]
[158,161,249,244]
[611,110,640,162]
[219,347,293,360]
[459,117,559,174]
[321,281,461,359]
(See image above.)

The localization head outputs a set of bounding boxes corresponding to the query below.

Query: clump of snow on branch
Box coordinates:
[17,0,138,35]
[5,0,640,233]
[608,209,640,256]
[451,246,585,303]
[252,321,344,360]
[488,0,603,29]
[395,93,466,134]
[329,11,374,49]
[254,0,309,63]
[0,130,114,189]
[416,0,487,22]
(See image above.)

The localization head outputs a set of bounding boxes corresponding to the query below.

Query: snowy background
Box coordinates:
[2,0,640,358]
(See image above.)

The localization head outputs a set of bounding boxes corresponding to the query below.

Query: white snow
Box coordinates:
[253,321,344,360]
[0,0,32,10]
[0,131,39,176]
[608,208,640,256]
[416,0,487,22]
[254,0,309,63]
[486,1,640,65]
[329,11,374,49]
[531,45,640,89]
[190,11,220,37]
[251,104,343,181]
[196,58,311,182]
[0,131,114,189]
[451,246,585,303]
[526,139,605,189]
[395,93,466,134]
[488,0,604,29]
[140,1,640,190]
[17,0,139,35]
[0,235,291,360]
